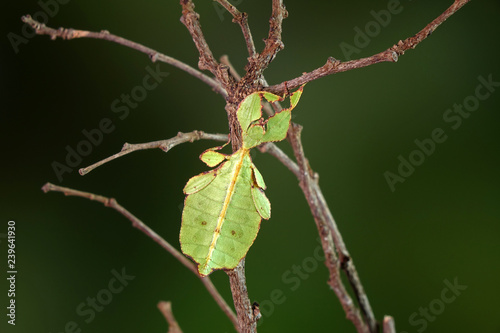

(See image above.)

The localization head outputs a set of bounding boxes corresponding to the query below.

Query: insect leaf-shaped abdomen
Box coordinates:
[180,149,263,276]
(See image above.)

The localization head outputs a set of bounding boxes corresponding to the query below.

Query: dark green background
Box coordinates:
[2,0,499,332]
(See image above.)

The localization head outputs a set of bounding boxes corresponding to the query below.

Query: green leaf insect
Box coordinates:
[180,86,304,276]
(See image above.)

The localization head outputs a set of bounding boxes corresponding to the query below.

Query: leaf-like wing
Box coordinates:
[251,163,266,190]
[251,185,271,220]
[201,150,227,167]
[180,150,262,276]
[183,170,217,195]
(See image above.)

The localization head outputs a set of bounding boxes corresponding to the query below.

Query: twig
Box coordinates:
[215,1,256,58]
[226,260,257,333]
[287,124,373,333]
[242,0,287,86]
[313,179,377,332]
[158,301,183,333]
[220,55,242,82]
[266,0,472,94]
[179,0,234,91]
[259,142,299,178]
[383,316,396,333]
[263,122,378,332]
[20,15,226,97]
[79,131,228,176]
[41,182,239,331]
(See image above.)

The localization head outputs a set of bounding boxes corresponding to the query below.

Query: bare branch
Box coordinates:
[41,182,238,331]
[20,15,226,97]
[266,0,471,94]
[79,131,228,176]
[226,260,257,333]
[286,124,373,333]
[242,0,287,86]
[215,1,256,58]
[259,142,299,178]
[220,55,242,82]
[180,0,234,90]
[383,316,396,333]
[158,301,183,333]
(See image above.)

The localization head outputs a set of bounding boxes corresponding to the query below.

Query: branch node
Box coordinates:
[150,52,159,62]
[252,302,262,322]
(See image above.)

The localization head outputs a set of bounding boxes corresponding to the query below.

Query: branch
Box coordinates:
[286,124,373,333]
[226,260,257,333]
[20,15,226,97]
[266,0,471,94]
[215,1,256,58]
[41,182,239,331]
[158,301,183,333]
[79,131,228,176]
[179,0,234,90]
[383,316,396,333]
[242,0,287,86]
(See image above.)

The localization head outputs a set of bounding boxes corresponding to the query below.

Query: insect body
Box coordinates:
[180,87,304,276]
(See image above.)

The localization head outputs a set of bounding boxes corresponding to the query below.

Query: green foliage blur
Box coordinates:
[2,1,499,332]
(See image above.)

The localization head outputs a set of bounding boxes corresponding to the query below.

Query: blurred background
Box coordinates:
[2,0,499,332]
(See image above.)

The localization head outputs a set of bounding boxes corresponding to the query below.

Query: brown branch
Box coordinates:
[260,105,379,332]
[266,0,471,94]
[41,182,239,331]
[20,15,226,97]
[221,55,242,82]
[242,0,287,86]
[383,316,396,333]
[158,301,183,333]
[79,131,228,176]
[226,260,257,333]
[179,0,234,91]
[215,1,256,58]
[287,124,373,333]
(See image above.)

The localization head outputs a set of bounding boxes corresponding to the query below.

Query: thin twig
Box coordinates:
[158,301,183,333]
[263,120,378,332]
[242,0,287,86]
[79,131,228,176]
[287,124,372,333]
[180,0,234,91]
[41,182,239,331]
[215,1,256,58]
[221,55,242,82]
[383,316,396,333]
[20,15,226,97]
[266,0,472,94]
[259,142,299,178]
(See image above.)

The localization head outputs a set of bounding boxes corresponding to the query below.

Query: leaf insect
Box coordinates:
[180,86,304,276]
